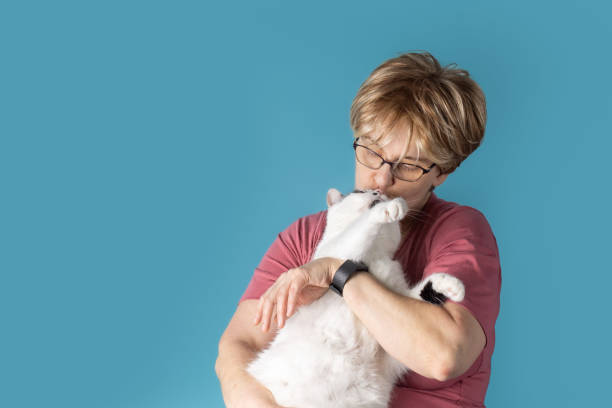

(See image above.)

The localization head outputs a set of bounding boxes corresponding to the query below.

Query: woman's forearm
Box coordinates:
[215,339,277,407]
[342,272,461,381]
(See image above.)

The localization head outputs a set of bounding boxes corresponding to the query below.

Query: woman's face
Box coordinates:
[354,124,448,212]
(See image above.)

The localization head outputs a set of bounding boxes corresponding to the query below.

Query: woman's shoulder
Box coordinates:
[278,209,328,257]
[289,209,327,235]
[425,194,498,253]
[427,194,492,230]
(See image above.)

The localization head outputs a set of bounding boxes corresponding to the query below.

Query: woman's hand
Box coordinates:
[253,257,344,332]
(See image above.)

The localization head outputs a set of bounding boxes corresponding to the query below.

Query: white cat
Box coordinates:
[247,188,465,408]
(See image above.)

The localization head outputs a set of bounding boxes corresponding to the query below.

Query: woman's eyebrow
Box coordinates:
[363,140,429,163]
[403,156,432,164]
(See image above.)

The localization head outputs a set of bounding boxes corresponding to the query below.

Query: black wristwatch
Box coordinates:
[330,260,369,297]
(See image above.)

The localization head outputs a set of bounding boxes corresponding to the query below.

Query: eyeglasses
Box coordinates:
[353,137,437,182]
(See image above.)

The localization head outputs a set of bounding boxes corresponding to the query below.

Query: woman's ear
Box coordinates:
[433,172,449,187]
[326,188,344,207]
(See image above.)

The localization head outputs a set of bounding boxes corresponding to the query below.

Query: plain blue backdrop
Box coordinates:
[1,0,611,407]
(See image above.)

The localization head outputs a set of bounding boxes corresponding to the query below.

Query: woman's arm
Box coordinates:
[342,269,486,381]
[253,256,486,381]
[215,299,290,408]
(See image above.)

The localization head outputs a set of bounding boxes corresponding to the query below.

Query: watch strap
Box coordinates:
[330,260,369,297]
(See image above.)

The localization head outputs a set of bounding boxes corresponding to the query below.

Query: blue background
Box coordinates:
[1,0,611,407]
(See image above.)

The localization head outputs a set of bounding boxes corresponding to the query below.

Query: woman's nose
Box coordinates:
[374,163,394,189]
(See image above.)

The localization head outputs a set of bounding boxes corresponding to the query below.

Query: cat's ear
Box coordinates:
[326,188,344,207]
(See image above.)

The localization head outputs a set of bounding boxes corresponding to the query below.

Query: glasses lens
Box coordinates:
[394,164,424,181]
[355,146,383,169]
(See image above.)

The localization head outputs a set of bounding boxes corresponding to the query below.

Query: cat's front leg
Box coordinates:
[369,197,409,224]
[408,273,465,304]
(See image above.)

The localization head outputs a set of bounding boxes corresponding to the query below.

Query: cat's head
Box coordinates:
[326,188,389,211]
[325,187,391,229]
[320,188,405,259]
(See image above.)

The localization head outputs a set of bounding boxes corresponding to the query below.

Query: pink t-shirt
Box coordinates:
[239,192,502,407]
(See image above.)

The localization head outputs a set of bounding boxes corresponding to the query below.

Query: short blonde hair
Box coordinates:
[350,51,487,174]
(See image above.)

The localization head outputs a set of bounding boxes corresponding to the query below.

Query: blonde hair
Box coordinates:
[350,51,487,174]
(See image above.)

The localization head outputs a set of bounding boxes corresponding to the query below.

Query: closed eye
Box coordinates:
[368,199,382,209]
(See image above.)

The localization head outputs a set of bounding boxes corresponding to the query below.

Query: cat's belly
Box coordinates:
[246,293,399,408]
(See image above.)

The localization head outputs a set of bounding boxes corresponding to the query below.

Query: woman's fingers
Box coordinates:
[261,295,275,332]
[277,284,291,328]
[287,281,297,318]
[254,297,263,326]
[254,290,272,327]
[254,267,311,332]
[287,269,308,318]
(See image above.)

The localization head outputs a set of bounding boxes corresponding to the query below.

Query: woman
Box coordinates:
[216,51,501,408]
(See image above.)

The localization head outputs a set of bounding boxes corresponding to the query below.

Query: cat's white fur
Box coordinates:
[247,188,465,408]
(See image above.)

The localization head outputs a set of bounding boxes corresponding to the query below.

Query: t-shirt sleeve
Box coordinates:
[238,212,326,305]
[422,206,501,374]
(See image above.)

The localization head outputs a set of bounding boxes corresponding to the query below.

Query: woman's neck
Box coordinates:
[399,191,432,239]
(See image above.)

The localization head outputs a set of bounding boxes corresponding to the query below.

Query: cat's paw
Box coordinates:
[371,198,409,224]
[421,273,465,303]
